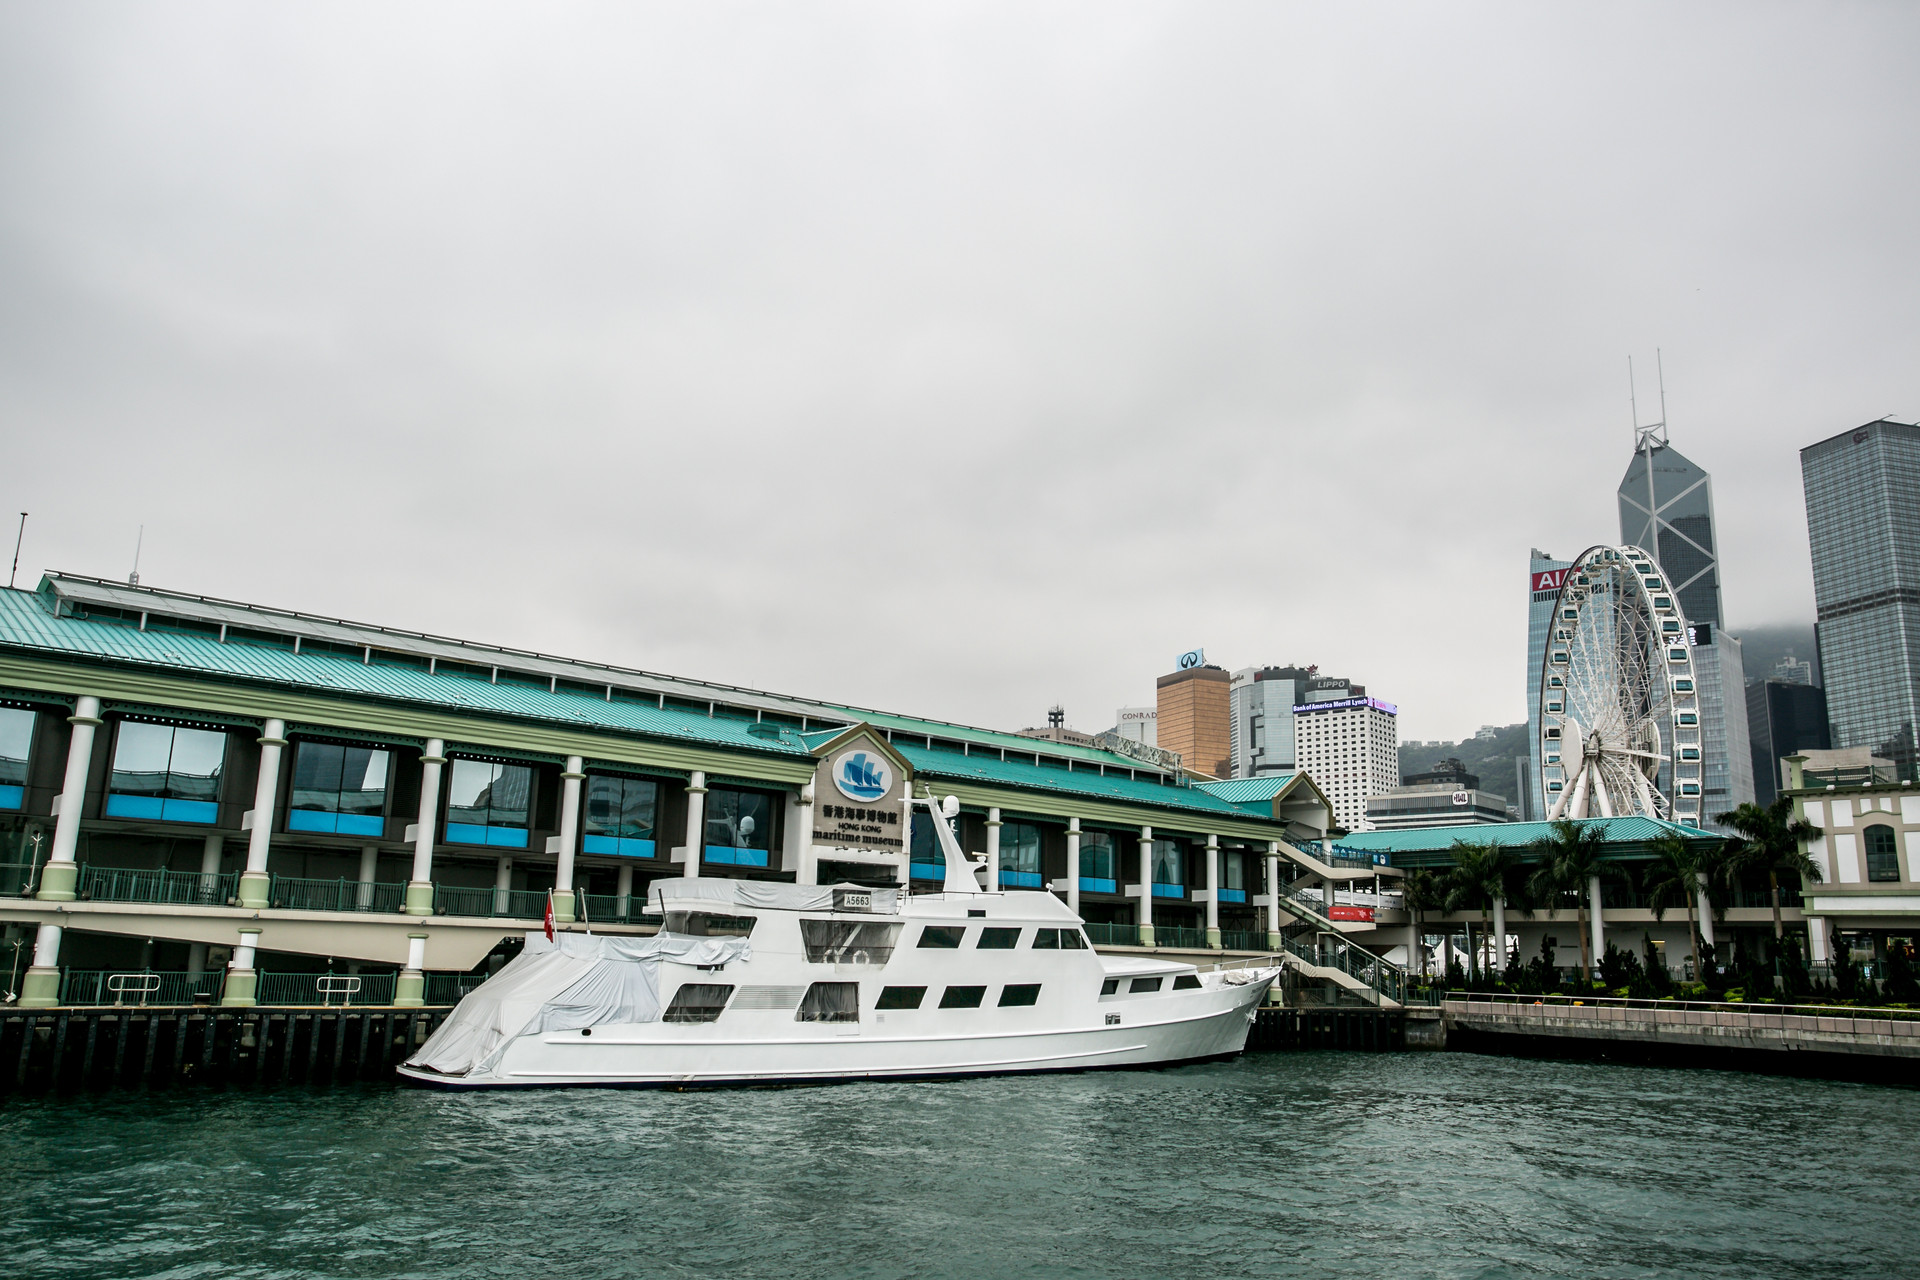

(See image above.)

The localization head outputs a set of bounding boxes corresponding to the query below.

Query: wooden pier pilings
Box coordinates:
[0,1006,452,1093]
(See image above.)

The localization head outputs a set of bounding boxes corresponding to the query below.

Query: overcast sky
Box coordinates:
[2,4,1915,745]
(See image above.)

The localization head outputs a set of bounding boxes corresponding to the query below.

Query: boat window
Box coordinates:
[876,986,926,1010]
[1033,928,1060,949]
[1173,975,1202,991]
[796,982,860,1023]
[917,925,966,949]
[1128,977,1163,993]
[1100,978,1118,995]
[800,919,901,964]
[938,985,986,1009]
[663,983,733,1023]
[977,927,1021,949]
[662,911,756,937]
[998,983,1041,1007]
[1063,930,1087,950]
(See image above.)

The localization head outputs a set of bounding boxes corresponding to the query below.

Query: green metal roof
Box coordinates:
[1334,817,1716,866]
[0,588,812,760]
[1193,775,1301,804]
[815,703,1151,773]
[896,741,1271,822]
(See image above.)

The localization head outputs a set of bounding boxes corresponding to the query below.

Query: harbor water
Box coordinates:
[3,1051,1916,1280]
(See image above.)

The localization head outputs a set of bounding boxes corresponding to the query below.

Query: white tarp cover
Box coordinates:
[406,931,750,1077]
[647,877,901,915]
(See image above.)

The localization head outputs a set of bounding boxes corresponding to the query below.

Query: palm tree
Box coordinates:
[1400,868,1447,981]
[1527,818,1617,980]
[1643,830,1708,979]
[1718,797,1823,941]
[1443,840,1512,981]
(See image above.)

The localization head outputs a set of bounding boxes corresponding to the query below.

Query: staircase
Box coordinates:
[1269,864,1407,1009]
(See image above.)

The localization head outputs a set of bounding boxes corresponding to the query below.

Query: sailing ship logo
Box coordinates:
[832,750,893,802]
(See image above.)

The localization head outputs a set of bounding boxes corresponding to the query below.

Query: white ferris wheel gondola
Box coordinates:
[1539,544,1703,826]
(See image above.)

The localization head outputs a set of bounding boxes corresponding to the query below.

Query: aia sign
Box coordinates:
[1531,568,1568,593]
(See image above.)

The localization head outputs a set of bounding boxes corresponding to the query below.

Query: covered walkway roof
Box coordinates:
[1335,817,1720,867]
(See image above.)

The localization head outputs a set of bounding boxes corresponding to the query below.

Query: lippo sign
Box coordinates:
[1329,905,1374,922]
[1532,568,1568,593]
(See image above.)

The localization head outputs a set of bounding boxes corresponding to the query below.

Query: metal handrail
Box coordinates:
[106,972,163,1006]
[315,975,362,1007]
[76,865,239,906]
[270,875,408,913]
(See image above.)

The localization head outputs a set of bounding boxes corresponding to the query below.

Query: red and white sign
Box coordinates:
[1531,568,1568,593]
[1329,905,1374,922]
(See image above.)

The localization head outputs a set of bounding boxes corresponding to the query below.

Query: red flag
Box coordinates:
[543,891,555,943]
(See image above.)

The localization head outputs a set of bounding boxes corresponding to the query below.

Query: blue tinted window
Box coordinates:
[0,707,31,809]
[705,787,773,867]
[999,821,1042,888]
[445,758,532,847]
[106,721,226,823]
[287,741,389,836]
[583,775,657,857]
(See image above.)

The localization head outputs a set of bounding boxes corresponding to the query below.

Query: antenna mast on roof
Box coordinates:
[7,513,24,590]
[1630,352,1668,454]
[129,526,143,587]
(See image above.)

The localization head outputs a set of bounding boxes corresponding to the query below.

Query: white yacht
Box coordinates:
[400,796,1278,1089]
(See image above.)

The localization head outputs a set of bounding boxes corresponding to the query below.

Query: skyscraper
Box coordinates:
[1523,548,1572,822]
[1617,426,1754,827]
[1155,664,1231,778]
[1228,664,1317,778]
[1801,418,1920,781]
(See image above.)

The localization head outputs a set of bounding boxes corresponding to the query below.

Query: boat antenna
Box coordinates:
[7,513,24,590]
[129,525,143,587]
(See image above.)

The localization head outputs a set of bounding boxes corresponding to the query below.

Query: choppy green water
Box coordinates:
[2,1051,1916,1280]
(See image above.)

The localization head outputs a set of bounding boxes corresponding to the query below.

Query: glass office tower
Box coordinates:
[1618,431,1754,827]
[1801,419,1920,782]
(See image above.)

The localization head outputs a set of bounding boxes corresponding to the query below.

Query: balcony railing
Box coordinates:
[1219,930,1268,951]
[269,876,408,913]
[433,885,549,919]
[577,894,661,926]
[77,866,238,906]
[256,972,397,1006]
[1085,922,1140,947]
[60,970,224,1005]
[0,860,40,897]
[1152,925,1208,949]
[425,973,489,1005]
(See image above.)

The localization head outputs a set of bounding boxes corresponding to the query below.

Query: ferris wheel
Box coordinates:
[1539,545,1702,825]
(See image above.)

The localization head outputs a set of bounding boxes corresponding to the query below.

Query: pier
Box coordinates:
[0,1004,452,1093]
[1442,991,1920,1081]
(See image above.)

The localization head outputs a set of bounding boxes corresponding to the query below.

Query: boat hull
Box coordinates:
[399,976,1272,1090]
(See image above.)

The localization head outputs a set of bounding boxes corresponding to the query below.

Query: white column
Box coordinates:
[356,845,378,910]
[1696,872,1716,949]
[220,927,261,1007]
[796,784,818,885]
[493,855,513,915]
[395,932,428,1007]
[200,833,225,903]
[1138,826,1154,944]
[616,863,634,918]
[1065,818,1081,915]
[1265,845,1282,947]
[37,695,101,901]
[553,756,584,920]
[241,718,288,881]
[406,739,445,916]
[985,808,1002,890]
[1204,835,1221,948]
[1588,874,1606,973]
[681,771,706,878]
[1492,896,1508,971]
